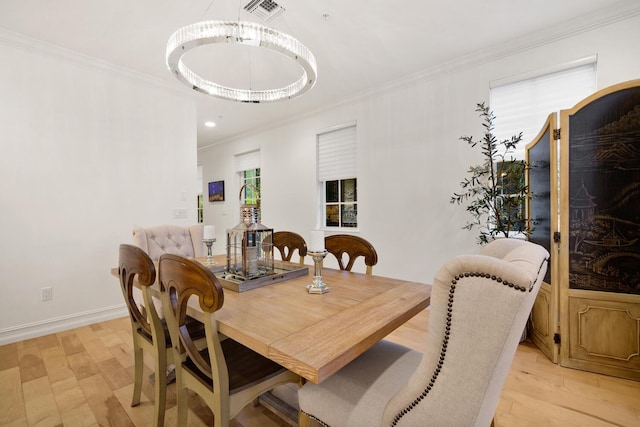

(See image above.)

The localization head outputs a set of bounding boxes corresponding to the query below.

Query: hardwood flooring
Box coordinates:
[1,310,639,426]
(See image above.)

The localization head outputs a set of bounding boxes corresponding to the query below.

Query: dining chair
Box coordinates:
[159,254,301,427]
[133,224,204,262]
[325,234,378,274]
[273,231,308,264]
[117,244,205,427]
[298,239,549,427]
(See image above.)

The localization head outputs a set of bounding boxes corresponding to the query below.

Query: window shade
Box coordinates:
[490,60,597,159]
[317,125,356,182]
[234,149,260,172]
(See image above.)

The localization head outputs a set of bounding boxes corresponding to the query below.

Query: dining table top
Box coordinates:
[114,254,431,384]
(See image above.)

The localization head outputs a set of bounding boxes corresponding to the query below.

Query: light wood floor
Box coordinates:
[1,310,639,426]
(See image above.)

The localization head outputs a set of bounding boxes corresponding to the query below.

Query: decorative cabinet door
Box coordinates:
[526,113,560,363]
[558,80,640,381]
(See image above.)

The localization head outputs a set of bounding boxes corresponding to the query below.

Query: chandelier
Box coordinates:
[166,20,317,103]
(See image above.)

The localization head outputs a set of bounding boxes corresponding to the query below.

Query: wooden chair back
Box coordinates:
[159,254,224,382]
[273,231,308,264]
[159,254,299,426]
[325,234,378,274]
[118,244,163,350]
[118,243,169,426]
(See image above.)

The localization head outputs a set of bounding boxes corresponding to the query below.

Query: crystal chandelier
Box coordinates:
[166,20,317,103]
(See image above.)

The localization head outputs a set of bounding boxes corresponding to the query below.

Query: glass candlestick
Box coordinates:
[306,250,330,294]
[203,238,216,266]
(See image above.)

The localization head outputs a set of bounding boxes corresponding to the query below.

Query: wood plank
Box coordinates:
[113,383,157,426]
[22,376,62,427]
[50,375,99,426]
[269,282,430,383]
[78,373,135,427]
[36,334,61,352]
[67,351,100,381]
[17,340,47,383]
[40,345,75,384]
[59,333,85,356]
[95,357,133,391]
[0,342,19,371]
[4,312,640,426]
[82,335,113,364]
[0,366,26,424]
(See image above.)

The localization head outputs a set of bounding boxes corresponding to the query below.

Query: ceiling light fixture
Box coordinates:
[166,20,317,103]
[204,121,217,128]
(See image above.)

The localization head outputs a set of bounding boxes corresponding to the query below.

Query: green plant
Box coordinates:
[451,102,531,245]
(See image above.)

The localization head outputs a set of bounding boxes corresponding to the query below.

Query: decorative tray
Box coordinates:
[212,261,309,293]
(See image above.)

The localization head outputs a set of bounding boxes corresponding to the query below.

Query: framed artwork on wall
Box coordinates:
[208,180,225,202]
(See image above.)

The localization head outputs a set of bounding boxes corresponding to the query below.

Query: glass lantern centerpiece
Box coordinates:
[226,185,274,280]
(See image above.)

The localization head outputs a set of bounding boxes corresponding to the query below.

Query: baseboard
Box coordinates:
[0,304,128,345]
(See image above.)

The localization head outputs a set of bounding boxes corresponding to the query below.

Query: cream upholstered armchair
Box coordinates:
[298,239,549,427]
[132,224,204,262]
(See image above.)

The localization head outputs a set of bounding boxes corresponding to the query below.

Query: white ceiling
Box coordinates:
[0,0,633,148]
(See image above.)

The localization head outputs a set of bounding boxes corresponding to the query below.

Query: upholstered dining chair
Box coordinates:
[159,254,301,427]
[273,231,308,264]
[298,239,549,427]
[325,234,378,274]
[117,244,205,427]
[133,224,204,262]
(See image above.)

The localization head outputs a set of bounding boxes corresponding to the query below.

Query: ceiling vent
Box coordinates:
[244,0,285,22]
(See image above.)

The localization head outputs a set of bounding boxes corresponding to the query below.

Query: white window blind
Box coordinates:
[317,125,356,182]
[490,59,597,159]
[234,149,260,172]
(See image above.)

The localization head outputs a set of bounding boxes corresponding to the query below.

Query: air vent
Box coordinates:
[244,0,285,22]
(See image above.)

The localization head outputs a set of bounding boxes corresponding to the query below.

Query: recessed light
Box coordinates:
[204,121,216,128]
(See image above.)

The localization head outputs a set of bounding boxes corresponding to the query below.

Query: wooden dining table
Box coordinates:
[114,254,431,384]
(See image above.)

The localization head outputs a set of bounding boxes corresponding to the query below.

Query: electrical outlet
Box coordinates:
[41,287,53,301]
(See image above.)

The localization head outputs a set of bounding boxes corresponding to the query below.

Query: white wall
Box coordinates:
[0,31,198,344]
[198,13,640,284]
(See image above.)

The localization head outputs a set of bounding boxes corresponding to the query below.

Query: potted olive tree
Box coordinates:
[451,102,531,245]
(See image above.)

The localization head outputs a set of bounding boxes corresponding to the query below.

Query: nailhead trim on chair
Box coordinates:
[390,270,534,427]
[301,410,330,427]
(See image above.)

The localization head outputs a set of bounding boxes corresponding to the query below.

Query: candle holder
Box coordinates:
[203,238,216,266]
[306,250,330,294]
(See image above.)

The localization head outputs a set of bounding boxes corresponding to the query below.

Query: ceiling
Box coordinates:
[0,0,633,148]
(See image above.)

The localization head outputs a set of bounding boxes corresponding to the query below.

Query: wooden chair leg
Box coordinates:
[153,348,167,427]
[491,417,496,427]
[131,345,143,407]
[299,410,312,427]
[175,379,189,426]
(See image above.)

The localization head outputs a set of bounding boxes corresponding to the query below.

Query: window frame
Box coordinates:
[240,167,261,205]
[323,178,358,228]
[317,123,358,230]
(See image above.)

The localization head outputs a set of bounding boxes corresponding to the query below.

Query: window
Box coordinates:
[241,168,261,204]
[490,57,597,158]
[489,58,596,235]
[235,150,261,204]
[317,124,357,228]
[325,178,357,227]
[496,160,527,233]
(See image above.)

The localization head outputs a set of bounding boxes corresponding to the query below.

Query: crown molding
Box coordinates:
[0,27,191,98]
[199,1,640,150]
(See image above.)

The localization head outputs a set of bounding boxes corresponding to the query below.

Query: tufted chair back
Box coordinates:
[133,224,204,263]
[381,239,549,426]
[298,238,549,427]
